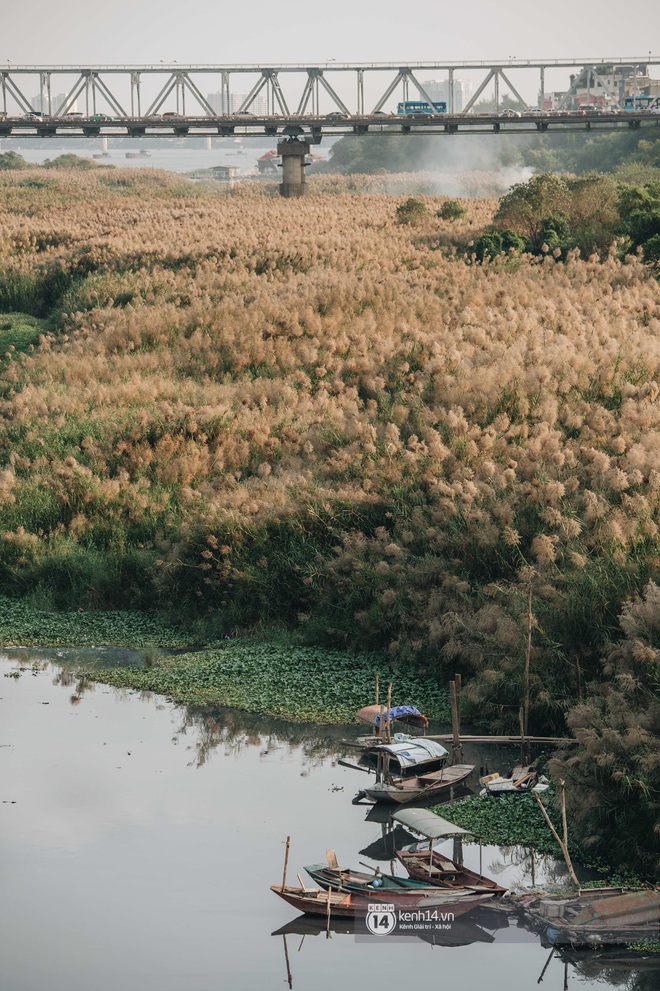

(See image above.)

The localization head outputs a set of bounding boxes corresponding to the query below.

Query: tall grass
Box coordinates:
[0,168,659,730]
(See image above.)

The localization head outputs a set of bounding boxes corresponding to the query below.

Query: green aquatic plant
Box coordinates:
[0,596,190,648]
[436,793,564,855]
[86,640,450,724]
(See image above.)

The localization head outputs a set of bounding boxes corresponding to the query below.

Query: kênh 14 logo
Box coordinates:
[365,903,455,936]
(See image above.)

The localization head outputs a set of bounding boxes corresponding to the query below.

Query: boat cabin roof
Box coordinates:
[356,704,428,730]
[363,739,448,768]
[392,807,472,839]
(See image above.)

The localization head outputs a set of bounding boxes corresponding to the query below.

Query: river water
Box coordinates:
[0,651,656,990]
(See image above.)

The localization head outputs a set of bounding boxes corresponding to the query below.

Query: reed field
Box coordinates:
[0,165,658,867]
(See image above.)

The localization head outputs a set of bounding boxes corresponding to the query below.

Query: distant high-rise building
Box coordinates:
[421,78,472,112]
[31,93,79,114]
[206,91,268,115]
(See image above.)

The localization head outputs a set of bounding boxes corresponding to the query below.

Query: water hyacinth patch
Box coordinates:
[437,792,564,856]
[88,640,450,724]
[0,596,190,648]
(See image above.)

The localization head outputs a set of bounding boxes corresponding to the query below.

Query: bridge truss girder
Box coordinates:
[1,58,657,118]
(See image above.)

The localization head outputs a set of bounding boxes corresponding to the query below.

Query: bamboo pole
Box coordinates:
[450,679,463,764]
[524,584,532,738]
[282,835,291,890]
[386,682,392,743]
[375,672,379,708]
[575,657,583,703]
[455,673,461,738]
[534,780,579,887]
[326,886,332,937]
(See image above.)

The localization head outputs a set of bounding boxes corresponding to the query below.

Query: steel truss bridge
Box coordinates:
[1,58,659,141]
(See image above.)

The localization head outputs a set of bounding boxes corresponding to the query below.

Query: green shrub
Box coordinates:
[396,197,428,225]
[438,199,466,221]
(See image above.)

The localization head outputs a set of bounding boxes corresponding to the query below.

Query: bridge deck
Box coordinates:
[1,112,658,140]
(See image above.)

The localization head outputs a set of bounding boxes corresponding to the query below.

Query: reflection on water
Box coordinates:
[0,650,657,991]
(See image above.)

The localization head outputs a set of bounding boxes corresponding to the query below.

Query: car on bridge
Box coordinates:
[90,113,114,122]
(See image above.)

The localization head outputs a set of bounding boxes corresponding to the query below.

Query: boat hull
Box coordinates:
[396,850,507,895]
[304,864,436,894]
[359,763,474,804]
[271,885,494,919]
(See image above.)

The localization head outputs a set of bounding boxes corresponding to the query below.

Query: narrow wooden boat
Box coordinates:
[349,738,474,803]
[271,884,494,919]
[392,808,507,895]
[304,863,436,894]
[363,764,474,805]
[396,850,506,894]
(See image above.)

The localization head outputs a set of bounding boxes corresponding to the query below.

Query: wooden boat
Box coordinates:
[352,740,474,804]
[479,766,549,796]
[392,808,507,895]
[511,888,660,947]
[396,850,506,894]
[271,884,494,919]
[304,863,436,894]
[125,149,151,159]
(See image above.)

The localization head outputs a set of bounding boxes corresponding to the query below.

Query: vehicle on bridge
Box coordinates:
[623,95,660,111]
[397,100,447,115]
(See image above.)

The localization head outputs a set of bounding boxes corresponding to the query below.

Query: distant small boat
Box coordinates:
[93,153,111,159]
[125,150,151,159]
[479,766,550,796]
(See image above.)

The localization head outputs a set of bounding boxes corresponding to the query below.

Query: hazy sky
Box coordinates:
[1,0,658,66]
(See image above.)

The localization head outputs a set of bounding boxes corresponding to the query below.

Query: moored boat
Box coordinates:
[304,862,436,894]
[510,888,660,947]
[271,884,494,918]
[391,808,507,895]
[352,739,474,804]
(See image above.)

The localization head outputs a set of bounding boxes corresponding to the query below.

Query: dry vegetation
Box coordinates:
[1,166,659,868]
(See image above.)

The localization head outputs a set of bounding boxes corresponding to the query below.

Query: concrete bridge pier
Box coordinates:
[278,139,310,197]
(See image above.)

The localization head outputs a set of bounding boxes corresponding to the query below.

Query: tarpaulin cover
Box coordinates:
[356,705,427,727]
[369,739,449,767]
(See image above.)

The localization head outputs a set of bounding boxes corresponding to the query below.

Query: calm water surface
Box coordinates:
[0,652,656,991]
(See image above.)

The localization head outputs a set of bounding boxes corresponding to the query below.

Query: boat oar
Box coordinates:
[337,759,372,773]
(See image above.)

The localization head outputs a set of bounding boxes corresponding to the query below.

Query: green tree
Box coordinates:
[0,151,31,170]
